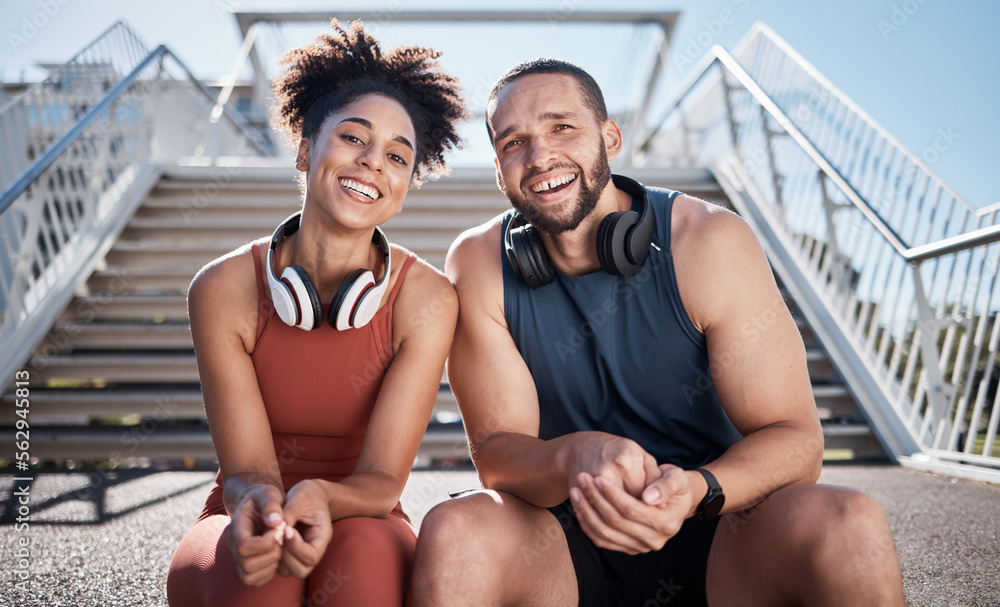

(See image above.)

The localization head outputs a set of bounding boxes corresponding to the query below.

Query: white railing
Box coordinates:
[0,22,149,194]
[0,24,271,391]
[639,26,1000,480]
[730,24,999,248]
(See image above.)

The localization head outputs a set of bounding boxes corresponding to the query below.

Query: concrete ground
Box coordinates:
[1,464,997,606]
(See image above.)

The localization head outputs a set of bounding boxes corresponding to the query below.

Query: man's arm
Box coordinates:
[445,220,660,508]
[676,197,824,511]
[568,197,823,554]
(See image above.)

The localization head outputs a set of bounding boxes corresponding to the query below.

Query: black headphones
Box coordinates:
[504,174,654,289]
[266,212,392,331]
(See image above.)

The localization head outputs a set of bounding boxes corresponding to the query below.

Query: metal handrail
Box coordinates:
[0,45,271,215]
[0,48,163,215]
[0,27,274,392]
[642,45,1000,265]
[160,47,273,156]
[0,21,151,195]
[642,27,1000,478]
[0,21,145,116]
[736,22,984,218]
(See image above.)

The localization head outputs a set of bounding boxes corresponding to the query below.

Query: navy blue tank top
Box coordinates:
[502,184,741,467]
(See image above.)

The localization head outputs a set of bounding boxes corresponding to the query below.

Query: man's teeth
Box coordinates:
[531,174,577,193]
[340,178,380,200]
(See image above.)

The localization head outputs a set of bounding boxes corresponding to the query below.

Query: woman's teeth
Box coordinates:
[340,178,380,200]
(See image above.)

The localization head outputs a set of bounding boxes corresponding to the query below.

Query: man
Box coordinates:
[409,59,905,606]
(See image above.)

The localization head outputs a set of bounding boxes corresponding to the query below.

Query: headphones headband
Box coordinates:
[267,212,392,330]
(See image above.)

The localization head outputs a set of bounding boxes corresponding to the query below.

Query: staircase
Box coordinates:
[0,164,881,465]
[3,16,998,480]
[630,23,1000,482]
[0,166,504,465]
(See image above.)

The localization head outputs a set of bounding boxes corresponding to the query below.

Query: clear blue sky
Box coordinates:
[1,0,996,206]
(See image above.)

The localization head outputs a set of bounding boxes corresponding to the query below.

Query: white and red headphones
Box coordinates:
[266,212,392,331]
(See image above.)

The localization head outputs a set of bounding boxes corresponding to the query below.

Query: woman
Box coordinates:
[167,20,465,606]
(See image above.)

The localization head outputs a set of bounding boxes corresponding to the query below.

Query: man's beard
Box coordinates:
[504,142,612,235]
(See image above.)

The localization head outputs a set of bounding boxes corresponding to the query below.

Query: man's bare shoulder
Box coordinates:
[444,212,507,284]
[671,194,776,331]
[671,193,760,260]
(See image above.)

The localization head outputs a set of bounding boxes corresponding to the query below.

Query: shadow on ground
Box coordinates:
[0,464,997,606]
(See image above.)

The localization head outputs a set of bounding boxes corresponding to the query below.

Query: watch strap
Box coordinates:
[694,468,724,520]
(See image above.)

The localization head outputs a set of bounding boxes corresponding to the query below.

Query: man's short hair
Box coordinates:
[485,58,608,145]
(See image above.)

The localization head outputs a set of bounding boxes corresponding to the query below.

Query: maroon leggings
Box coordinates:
[167,512,415,606]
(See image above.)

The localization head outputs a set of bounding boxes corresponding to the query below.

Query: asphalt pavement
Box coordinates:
[0,464,997,606]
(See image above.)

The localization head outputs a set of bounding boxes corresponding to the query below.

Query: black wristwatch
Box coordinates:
[693,468,725,521]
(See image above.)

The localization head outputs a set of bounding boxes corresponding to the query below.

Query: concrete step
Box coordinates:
[2,385,458,424]
[86,268,195,294]
[0,387,204,423]
[58,294,188,322]
[0,421,469,463]
[104,243,235,272]
[28,352,200,385]
[135,199,299,222]
[3,417,878,464]
[0,423,217,461]
[41,322,193,351]
[813,384,863,421]
[105,238,452,272]
[805,348,837,383]
[821,421,885,460]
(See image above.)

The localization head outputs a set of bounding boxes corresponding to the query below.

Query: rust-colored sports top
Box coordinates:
[198,241,417,520]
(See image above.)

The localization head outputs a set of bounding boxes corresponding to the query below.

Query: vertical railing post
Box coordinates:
[818,172,853,301]
[720,74,740,153]
[911,261,958,446]
[759,104,784,207]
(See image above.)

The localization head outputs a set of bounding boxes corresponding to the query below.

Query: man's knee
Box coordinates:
[419,491,500,555]
[828,490,898,571]
[780,486,897,571]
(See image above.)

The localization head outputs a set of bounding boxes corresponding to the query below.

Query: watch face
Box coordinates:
[703,493,725,520]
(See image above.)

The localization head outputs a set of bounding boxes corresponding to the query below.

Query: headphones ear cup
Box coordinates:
[596,211,639,276]
[329,268,375,330]
[509,224,554,289]
[282,265,323,330]
[269,279,300,328]
[349,280,382,328]
[521,225,554,287]
[626,202,655,269]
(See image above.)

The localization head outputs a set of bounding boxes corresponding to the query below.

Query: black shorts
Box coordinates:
[547,499,719,607]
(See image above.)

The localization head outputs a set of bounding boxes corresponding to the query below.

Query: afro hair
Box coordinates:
[271,19,466,184]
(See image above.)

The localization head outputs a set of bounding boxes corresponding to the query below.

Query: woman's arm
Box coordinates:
[314,253,458,520]
[188,246,291,585]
